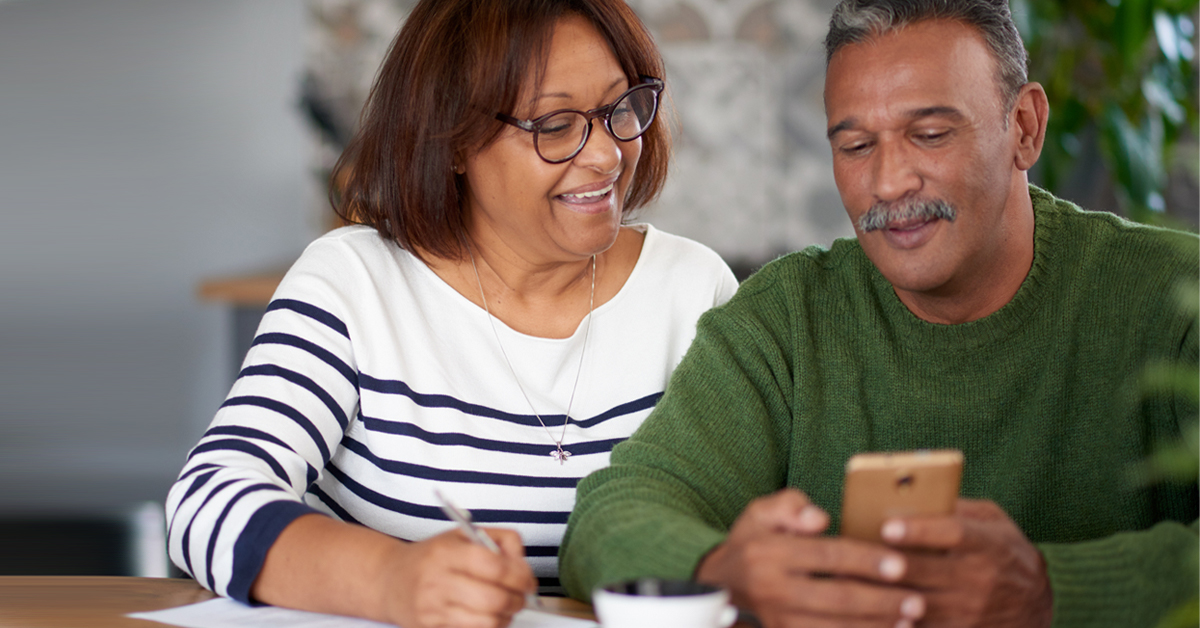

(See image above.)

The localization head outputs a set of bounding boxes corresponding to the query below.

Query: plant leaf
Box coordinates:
[1155,10,1183,62]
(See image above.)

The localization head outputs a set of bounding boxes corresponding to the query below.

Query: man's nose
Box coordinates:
[871,138,921,202]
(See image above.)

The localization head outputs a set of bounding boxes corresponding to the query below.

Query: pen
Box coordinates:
[433,489,540,610]
[435,488,501,552]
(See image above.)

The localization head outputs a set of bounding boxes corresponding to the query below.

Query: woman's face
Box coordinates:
[461,15,641,264]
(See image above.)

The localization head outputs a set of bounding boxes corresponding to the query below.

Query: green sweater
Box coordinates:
[561,187,1199,626]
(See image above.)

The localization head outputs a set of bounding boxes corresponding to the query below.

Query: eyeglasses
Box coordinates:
[496,76,664,164]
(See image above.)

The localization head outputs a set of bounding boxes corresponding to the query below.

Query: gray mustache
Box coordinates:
[858,198,957,233]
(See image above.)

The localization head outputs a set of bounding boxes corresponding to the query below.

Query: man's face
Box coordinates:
[824,20,1022,298]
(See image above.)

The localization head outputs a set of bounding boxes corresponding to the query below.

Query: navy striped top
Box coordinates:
[165,224,737,602]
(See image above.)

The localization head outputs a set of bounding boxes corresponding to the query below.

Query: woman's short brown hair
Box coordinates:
[332,0,670,261]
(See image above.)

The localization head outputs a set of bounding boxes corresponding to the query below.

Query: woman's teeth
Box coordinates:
[561,184,613,201]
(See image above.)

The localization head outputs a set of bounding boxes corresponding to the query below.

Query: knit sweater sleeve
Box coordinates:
[1039,313,1199,627]
[1037,519,1198,627]
[559,269,796,600]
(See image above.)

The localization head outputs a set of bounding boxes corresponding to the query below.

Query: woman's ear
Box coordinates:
[1012,82,1049,172]
[451,147,468,175]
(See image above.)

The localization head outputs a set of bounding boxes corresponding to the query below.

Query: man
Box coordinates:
[559,1,1198,626]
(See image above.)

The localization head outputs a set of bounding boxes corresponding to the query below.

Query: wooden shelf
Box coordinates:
[197,267,288,306]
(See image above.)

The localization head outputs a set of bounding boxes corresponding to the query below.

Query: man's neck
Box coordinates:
[895,188,1037,325]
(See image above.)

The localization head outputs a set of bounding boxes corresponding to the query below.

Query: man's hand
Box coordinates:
[695,489,927,628]
[885,499,1053,628]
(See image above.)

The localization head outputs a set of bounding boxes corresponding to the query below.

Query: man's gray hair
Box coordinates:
[824,0,1029,112]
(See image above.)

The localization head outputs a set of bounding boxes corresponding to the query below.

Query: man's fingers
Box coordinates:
[880,499,1003,550]
[759,614,917,628]
[954,498,1003,520]
[739,489,829,537]
[743,535,911,583]
[892,551,963,589]
[880,516,963,550]
[777,577,926,620]
[884,499,1019,555]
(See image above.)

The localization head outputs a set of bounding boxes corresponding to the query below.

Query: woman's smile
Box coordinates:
[556,178,619,214]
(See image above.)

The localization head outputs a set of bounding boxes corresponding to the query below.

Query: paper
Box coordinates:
[129,597,598,628]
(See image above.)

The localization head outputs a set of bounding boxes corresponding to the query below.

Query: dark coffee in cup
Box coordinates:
[593,578,736,628]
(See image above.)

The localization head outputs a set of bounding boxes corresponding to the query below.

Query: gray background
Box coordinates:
[0,0,316,514]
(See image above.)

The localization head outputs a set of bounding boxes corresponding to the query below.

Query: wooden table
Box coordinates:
[0,577,595,627]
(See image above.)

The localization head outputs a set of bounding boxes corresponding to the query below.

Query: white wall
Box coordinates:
[0,0,317,513]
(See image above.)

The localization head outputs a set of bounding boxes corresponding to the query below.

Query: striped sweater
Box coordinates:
[166,223,737,602]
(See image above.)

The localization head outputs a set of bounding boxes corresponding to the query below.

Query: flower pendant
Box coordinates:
[550,448,572,465]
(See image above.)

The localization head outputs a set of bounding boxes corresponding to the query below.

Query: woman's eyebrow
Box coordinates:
[534,78,628,103]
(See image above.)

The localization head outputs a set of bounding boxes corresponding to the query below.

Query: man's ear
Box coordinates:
[1012,82,1049,172]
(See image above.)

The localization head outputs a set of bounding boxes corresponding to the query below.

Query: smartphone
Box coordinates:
[840,449,963,543]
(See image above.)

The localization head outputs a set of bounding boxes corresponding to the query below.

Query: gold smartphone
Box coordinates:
[840,449,963,542]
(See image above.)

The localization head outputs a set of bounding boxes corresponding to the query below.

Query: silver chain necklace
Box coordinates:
[468,250,595,465]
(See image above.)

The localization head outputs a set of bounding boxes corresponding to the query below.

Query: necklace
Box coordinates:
[469,250,595,465]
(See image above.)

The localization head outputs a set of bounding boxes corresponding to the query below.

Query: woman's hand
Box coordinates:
[251,515,535,628]
[380,528,537,628]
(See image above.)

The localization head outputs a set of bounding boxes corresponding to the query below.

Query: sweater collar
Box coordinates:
[865,185,1064,350]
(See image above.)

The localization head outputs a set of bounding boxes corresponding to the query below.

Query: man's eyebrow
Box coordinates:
[907,106,965,121]
[827,118,858,140]
[827,106,966,139]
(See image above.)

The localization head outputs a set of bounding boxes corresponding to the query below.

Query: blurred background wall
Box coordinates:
[0,0,316,519]
[0,0,1195,574]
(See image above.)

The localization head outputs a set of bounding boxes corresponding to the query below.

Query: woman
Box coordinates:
[166,1,737,626]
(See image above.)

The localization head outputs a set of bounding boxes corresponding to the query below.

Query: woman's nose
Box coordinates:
[571,119,623,174]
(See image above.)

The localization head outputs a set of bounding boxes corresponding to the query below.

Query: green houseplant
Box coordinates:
[1011,4,1199,625]
[1136,277,1199,628]
[1012,0,1198,225]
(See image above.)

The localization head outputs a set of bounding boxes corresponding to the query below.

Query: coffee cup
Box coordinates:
[592,578,737,628]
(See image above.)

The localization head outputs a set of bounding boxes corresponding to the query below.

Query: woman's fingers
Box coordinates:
[387,530,532,628]
[469,528,537,594]
[411,575,519,628]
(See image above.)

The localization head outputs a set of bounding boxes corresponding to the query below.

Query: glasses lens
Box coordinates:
[609,86,658,140]
[534,111,588,162]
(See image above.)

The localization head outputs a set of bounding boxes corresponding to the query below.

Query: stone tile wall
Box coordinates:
[628,0,852,264]
[303,0,854,265]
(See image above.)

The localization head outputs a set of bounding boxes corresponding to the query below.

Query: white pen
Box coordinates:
[433,489,541,610]
[435,488,501,552]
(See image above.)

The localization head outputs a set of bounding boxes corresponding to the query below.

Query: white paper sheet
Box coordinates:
[129,597,599,628]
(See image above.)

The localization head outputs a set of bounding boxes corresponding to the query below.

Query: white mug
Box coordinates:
[592,578,738,628]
